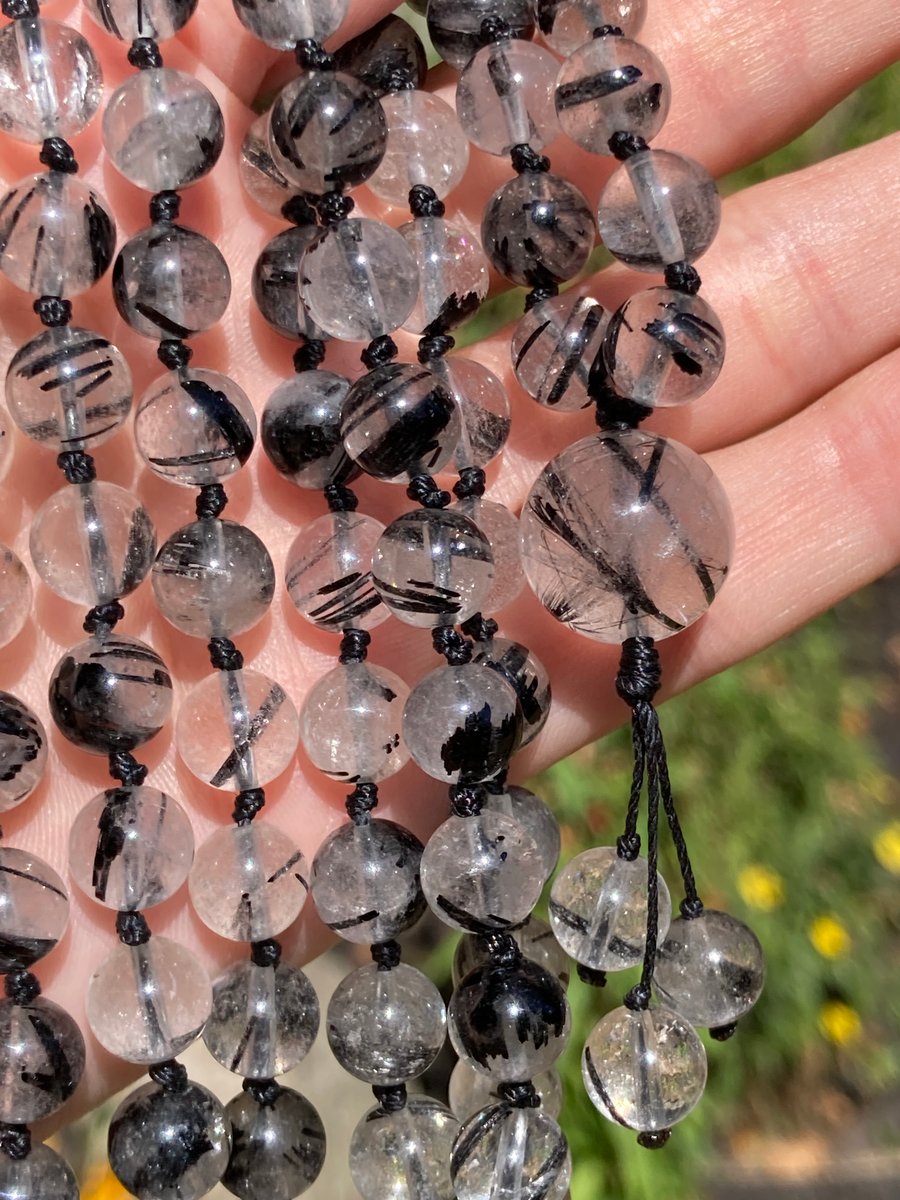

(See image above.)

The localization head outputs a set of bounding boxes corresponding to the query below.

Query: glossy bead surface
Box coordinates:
[434,357,510,471]
[0,693,46,812]
[482,171,594,288]
[263,372,355,489]
[0,1142,78,1200]
[511,291,608,412]
[232,0,348,49]
[327,963,446,1084]
[449,1059,563,1123]
[311,818,425,944]
[549,846,671,970]
[0,847,68,971]
[349,1096,459,1200]
[654,910,766,1028]
[472,637,551,748]
[84,0,198,41]
[582,1004,707,1130]
[189,823,308,941]
[113,223,230,340]
[0,18,102,143]
[0,173,114,297]
[520,430,734,641]
[223,1087,326,1200]
[86,936,211,1063]
[68,786,193,910]
[537,0,647,55]
[482,786,560,881]
[451,1104,571,1200]
[0,997,84,1121]
[0,547,31,650]
[400,218,489,334]
[152,519,275,638]
[30,481,155,605]
[597,149,720,270]
[333,14,427,96]
[252,225,323,341]
[285,511,387,632]
[239,112,298,218]
[453,914,570,990]
[369,90,469,205]
[453,497,524,612]
[427,0,534,71]
[457,39,559,155]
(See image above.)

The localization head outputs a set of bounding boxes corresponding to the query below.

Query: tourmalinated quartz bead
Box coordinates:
[472,637,552,748]
[373,512,494,629]
[451,1103,571,1200]
[232,0,348,49]
[176,668,299,791]
[482,171,594,288]
[0,692,47,812]
[604,287,726,407]
[108,1079,230,1200]
[0,547,31,649]
[420,812,542,932]
[654,910,766,1028]
[0,173,115,297]
[263,372,354,489]
[403,665,520,782]
[0,847,68,971]
[5,326,132,451]
[482,786,560,881]
[537,0,647,55]
[239,112,298,217]
[49,634,173,753]
[86,936,212,1063]
[432,357,510,472]
[520,430,734,641]
[400,218,489,334]
[311,818,425,943]
[300,661,409,784]
[327,962,446,1084]
[285,511,387,631]
[84,0,199,42]
[368,90,469,206]
[113,223,231,340]
[449,1059,563,1123]
[349,1096,459,1200]
[223,1086,326,1200]
[0,997,85,1122]
[68,786,194,910]
[597,149,721,270]
[333,13,428,96]
[252,225,323,341]
[453,914,571,989]
[189,823,309,941]
[452,497,524,612]
[511,291,608,412]
[549,845,671,970]
[582,1004,708,1130]
[204,961,319,1077]
[427,0,535,71]
[0,18,102,143]
[103,69,224,192]
[299,219,419,341]
[152,519,275,638]
[457,39,560,156]
[0,1142,78,1200]
[29,481,156,605]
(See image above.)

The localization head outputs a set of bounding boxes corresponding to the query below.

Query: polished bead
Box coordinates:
[252,225,323,341]
[453,915,570,989]
[232,0,348,49]
[582,1003,707,1130]
[521,430,734,641]
[482,171,594,288]
[299,219,419,340]
[368,90,469,205]
[152,519,275,638]
[597,149,720,270]
[457,39,559,155]
[453,497,524,612]
[239,112,298,218]
[0,172,114,297]
[189,823,308,941]
[0,997,84,1122]
[427,0,534,71]
[113,223,231,340]
[449,1059,563,1123]
[400,218,489,334]
[537,0,647,55]
[223,1087,326,1200]
[327,962,446,1084]
[0,18,102,143]
[0,692,46,812]
[473,637,551,748]
[300,661,409,784]
[654,910,766,1027]
[483,786,560,880]
[285,511,387,632]
[433,357,510,471]
[86,936,211,1063]
[421,812,542,932]
[84,0,198,42]
[0,1142,78,1200]
[349,1097,459,1200]
[5,326,132,451]
[68,786,193,910]
[30,481,155,605]
[108,1079,230,1200]
[103,69,224,191]
[511,291,608,411]
[0,847,68,971]
[374,512,494,629]
[177,668,299,791]
[204,961,319,1078]
[263,372,355,489]
[403,665,520,783]
[604,286,726,407]
[0,548,31,650]
[452,1104,571,1200]
[49,634,172,753]
[334,14,427,96]
[311,818,425,944]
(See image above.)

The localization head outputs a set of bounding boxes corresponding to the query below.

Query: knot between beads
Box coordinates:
[116,910,151,946]
[34,296,72,327]
[371,940,401,971]
[84,602,125,635]
[361,335,398,370]
[373,1083,407,1113]
[157,339,192,370]
[324,483,359,513]
[4,969,40,1004]
[608,131,649,160]
[449,783,487,817]
[295,38,334,70]
[408,185,446,219]
[0,1123,31,1160]
[208,637,244,673]
[408,475,451,509]
[294,339,327,373]
[665,261,703,294]
[616,637,661,706]
[432,627,473,664]
[453,467,486,500]
[339,629,371,664]
[128,37,163,70]
[460,613,498,642]
[196,483,228,520]
[39,137,77,174]
[243,1077,282,1107]
[346,781,379,824]
[108,750,149,787]
[250,939,282,969]
[149,1060,189,1092]
[149,190,181,224]
[498,1081,541,1108]
[57,450,96,484]
[511,144,550,174]
[233,789,265,825]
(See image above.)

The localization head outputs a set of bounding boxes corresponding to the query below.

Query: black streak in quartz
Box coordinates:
[452,959,568,1068]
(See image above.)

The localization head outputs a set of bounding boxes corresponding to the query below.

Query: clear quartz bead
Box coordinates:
[427,0,535,71]
[232,0,349,50]
[0,547,32,650]
[369,90,469,205]
[472,637,552,748]
[582,1003,707,1130]
[453,914,570,989]
[68,786,193,910]
[654,909,766,1027]
[511,291,608,412]
[520,430,734,641]
[482,171,594,288]
[223,1087,326,1200]
[451,1104,571,1200]
[400,218,489,334]
[252,225,323,340]
[349,1096,459,1200]
[457,38,560,155]
[0,1142,78,1200]
[0,693,47,812]
[433,358,510,472]
[448,1059,564,1122]
[549,846,671,970]
[333,14,427,97]
[239,112,299,217]
[84,0,198,42]
[537,0,647,55]
[482,786,560,881]
[0,997,84,1122]
[285,510,387,632]
[453,497,524,612]
[263,371,355,489]
[0,847,68,971]
[0,18,102,143]
[85,936,212,1063]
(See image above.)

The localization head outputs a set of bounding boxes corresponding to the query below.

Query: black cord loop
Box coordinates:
[432,627,473,664]
[510,144,550,174]
[0,1123,31,1160]
[453,467,487,499]
[361,335,398,369]
[408,185,446,218]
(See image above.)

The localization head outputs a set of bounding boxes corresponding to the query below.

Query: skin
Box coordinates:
[0,0,898,1122]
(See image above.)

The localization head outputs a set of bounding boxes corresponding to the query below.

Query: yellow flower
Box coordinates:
[809,914,851,959]
[873,821,900,874]
[82,1165,131,1200]
[737,864,784,911]
[818,1000,861,1045]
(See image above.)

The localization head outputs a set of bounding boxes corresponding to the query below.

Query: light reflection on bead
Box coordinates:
[472,637,552,748]
[452,497,524,613]
[451,1103,571,1200]
[349,1096,459,1200]
[0,692,46,812]
[0,847,68,971]
[453,914,570,990]
[537,0,648,56]
[0,18,102,143]
[369,90,469,205]
[457,38,560,156]
[511,291,608,412]
[223,1086,326,1199]
[262,371,354,490]
[0,997,84,1122]
[448,1058,564,1123]
[0,1141,79,1200]
[285,511,387,632]
[654,910,766,1028]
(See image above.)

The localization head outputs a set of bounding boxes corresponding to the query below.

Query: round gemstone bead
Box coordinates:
[520,430,734,641]
[300,661,409,784]
[333,13,428,96]
[582,1004,708,1130]
[239,112,298,218]
[86,936,212,1063]
[285,511,387,632]
[654,909,766,1027]
[0,693,47,812]
[549,846,671,970]
[451,1104,571,1200]
[0,547,32,650]
[482,171,594,288]
[434,357,510,472]
[457,39,560,155]
[448,1059,563,1123]
[349,1096,459,1200]
[223,1086,326,1200]
[597,149,721,270]
[452,497,524,612]
[252,225,324,341]
[0,172,114,297]
[368,90,469,205]
[511,291,608,412]
[472,637,552,748]
[0,18,102,143]
[68,786,193,910]
[453,914,570,989]
[0,847,68,971]
[30,481,155,605]
[0,1142,78,1200]
[0,997,84,1122]
[537,0,647,55]
[427,0,534,71]
[263,371,355,489]
[400,218,489,334]
[232,0,349,49]
[84,0,199,42]
[482,785,560,882]
[152,519,275,638]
